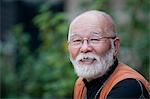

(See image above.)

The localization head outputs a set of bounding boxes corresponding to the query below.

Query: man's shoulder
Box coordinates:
[100,62,150,97]
[107,78,149,98]
[115,62,144,78]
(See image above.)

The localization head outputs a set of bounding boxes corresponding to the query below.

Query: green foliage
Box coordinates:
[122,0,149,79]
[2,4,76,99]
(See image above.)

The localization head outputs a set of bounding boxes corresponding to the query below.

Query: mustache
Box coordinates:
[75,53,100,62]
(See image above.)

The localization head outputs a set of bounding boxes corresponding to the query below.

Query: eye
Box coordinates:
[90,38,100,42]
[91,39,100,41]
[71,38,82,45]
[90,37,101,44]
[73,39,82,42]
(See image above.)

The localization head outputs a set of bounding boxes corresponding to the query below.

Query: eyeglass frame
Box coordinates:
[68,35,116,48]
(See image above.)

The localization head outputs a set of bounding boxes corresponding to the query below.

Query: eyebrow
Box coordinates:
[70,34,80,38]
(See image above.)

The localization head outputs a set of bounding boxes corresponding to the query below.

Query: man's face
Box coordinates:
[68,14,116,80]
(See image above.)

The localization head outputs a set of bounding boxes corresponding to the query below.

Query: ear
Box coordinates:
[113,37,120,58]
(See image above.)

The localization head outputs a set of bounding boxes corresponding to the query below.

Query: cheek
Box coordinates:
[68,46,79,60]
[94,42,111,56]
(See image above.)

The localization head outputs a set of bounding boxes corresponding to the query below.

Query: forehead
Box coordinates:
[70,32,101,38]
[70,28,103,38]
[69,14,110,37]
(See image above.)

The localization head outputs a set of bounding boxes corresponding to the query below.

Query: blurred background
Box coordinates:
[0,0,149,98]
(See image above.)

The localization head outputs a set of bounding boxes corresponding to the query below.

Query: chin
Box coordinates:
[72,57,113,80]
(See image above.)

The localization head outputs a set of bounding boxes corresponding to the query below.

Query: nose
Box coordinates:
[80,40,93,53]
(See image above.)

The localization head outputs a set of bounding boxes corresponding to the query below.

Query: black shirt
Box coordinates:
[83,59,149,99]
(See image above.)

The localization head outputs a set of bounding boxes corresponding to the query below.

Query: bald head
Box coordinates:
[68,10,116,41]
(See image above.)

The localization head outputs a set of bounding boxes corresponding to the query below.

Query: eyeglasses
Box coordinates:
[68,36,116,48]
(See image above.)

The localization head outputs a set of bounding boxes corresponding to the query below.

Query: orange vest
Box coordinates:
[74,63,150,99]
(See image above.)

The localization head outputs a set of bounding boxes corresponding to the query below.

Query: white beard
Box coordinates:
[70,44,115,80]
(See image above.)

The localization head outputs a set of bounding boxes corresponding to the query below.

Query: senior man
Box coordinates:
[68,10,149,99]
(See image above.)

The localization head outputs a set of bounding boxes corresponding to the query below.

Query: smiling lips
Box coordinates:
[79,57,97,65]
